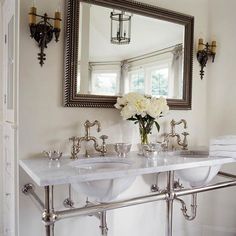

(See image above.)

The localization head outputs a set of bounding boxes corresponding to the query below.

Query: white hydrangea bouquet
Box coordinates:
[115,92,169,145]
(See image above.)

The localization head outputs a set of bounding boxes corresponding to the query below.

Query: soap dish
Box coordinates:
[142,143,161,159]
[143,149,159,159]
[114,143,132,158]
[43,150,63,161]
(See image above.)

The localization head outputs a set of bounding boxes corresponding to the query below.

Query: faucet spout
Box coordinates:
[180,119,187,129]
[84,120,101,138]
[171,119,187,129]
[163,119,189,151]
[69,120,107,158]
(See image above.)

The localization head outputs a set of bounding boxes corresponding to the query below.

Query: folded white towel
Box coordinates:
[209,151,236,159]
[210,145,236,152]
[210,135,236,145]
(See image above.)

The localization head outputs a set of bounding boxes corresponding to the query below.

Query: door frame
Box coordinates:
[1,0,19,235]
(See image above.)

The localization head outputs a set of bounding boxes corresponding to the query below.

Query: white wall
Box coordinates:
[205,0,236,234]
[18,0,235,236]
[207,0,236,138]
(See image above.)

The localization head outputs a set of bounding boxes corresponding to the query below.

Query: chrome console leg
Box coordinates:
[100,211,108,236]
[44,186,51,236]
[166,171,174,236]
[51,225,54,236]
[42,185,56,236]
[51,186,55,236]
[42,186,56,236]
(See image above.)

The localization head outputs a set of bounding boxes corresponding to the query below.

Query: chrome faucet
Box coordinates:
[69,120,108,159]
[84,120,101,138]
[163,119,189,150]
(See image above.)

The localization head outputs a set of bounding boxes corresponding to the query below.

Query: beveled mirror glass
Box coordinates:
[64,0,194,109]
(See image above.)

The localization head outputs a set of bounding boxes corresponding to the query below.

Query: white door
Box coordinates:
[2,124,16,236]
[1,0,18,235]
[2,0,15,123]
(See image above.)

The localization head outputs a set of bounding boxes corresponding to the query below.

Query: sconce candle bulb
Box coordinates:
[28,5,62,66]
[211,40,216,54]
[54,11,61,29]
[196,38,216,79]
[28,6,37,25]
[197,38,204,51]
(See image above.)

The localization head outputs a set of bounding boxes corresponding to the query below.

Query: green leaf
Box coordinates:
[127,117,136,121]
[155,121,160,132]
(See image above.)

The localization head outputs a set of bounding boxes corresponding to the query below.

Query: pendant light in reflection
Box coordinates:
[110,10,132,45]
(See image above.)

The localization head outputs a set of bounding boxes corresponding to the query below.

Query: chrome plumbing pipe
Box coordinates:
[30,190,44,210]
[218,171,236,180]
[86,200,108,235]
[22,171,236,236]
[44,186,51,236]
[63,184,74,208]
[100,211,108,236]
[55,178,236,222]
[175,179,236,197]
[51,186,55,236]
[166,171,174,236]
[22,183,44,211]
[23,175,236,222]
[55,192,168,220]
[175,194,197,221]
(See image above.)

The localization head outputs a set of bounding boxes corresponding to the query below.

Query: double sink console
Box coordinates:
[20,120,236,236]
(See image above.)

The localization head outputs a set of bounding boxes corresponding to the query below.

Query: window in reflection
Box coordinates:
[77,40,183,98]
[127,60,171,97]
[151,68,169,97]
[76,53,182,98]
[129,70,145,94]
[91,71,119,95]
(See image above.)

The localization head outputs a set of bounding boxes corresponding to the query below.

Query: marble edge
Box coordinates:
[19,160,42,186]
[22,156,236,187]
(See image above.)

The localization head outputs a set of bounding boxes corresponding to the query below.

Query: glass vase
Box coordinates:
[139,125,150,145]
[138,122,151,155]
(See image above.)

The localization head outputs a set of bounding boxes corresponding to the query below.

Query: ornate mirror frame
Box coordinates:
[64,0,194,109]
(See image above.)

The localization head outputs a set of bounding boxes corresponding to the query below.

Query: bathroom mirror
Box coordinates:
[64,0,194,109]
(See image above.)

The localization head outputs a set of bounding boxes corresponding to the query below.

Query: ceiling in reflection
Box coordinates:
[79,3,184,62]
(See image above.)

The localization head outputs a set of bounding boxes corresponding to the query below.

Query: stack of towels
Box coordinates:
[210,135,236,159]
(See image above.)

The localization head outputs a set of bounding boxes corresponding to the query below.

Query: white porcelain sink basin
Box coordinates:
[69,157,136,202]
[171,149,221,187]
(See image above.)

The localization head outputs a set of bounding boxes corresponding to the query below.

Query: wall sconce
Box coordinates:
[197,38,216,79]
[28,3,62,66]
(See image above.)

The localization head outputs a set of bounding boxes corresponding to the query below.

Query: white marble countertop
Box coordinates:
[19,152,235,187]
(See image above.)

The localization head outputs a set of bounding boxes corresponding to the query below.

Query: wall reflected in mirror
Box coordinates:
[77,2,185,99]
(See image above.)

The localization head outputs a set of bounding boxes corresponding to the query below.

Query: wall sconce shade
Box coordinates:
[28,5,62,66]
[197,38,216,79]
